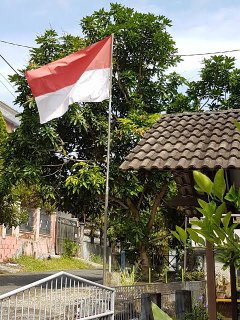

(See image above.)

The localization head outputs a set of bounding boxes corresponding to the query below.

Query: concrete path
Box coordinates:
[0,269,103,295]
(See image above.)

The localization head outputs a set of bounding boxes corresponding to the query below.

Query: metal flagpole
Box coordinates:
[103,34,114,285]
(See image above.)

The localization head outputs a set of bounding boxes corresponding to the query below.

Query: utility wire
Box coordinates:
[1,38,240,57]
[0,54,19,74]
[0,79,16,98]
[180,48,240,57]
[0,39,33,49]
[0,72,16,91]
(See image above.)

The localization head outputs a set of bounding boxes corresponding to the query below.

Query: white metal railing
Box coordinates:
[0,271,115,320]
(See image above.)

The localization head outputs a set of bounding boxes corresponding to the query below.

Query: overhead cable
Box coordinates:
[0,79,16,98]
[180,48,240,57]
[1,38,240,57]
[0,54,19,75]
[0,39,33,49]
[0,73,16,91]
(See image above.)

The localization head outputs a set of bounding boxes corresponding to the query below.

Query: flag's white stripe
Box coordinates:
[36,68,110,123]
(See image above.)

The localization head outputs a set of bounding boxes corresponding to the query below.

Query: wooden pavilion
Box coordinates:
[120,109,240,320]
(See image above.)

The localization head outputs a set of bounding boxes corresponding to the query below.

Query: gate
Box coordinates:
[56,215,79,255]
[114,281,206,320]
[0,271,115,320]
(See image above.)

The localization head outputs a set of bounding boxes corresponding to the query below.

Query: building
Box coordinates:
[0,101,20,132]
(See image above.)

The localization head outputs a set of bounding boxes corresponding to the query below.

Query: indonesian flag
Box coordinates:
[26,35,112,124]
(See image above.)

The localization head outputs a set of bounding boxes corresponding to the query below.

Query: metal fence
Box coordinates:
[114,281,206,319]
[114,294,174,320]
[56,216,79,255]
[0,271,115,320]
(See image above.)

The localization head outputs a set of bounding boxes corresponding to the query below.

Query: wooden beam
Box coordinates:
[206,241,217,320]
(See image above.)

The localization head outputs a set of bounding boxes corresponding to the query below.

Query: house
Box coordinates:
[120,110,240,215]
[120,109,240,319]
[0,100,20,132]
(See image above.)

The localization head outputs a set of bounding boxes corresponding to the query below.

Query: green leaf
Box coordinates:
[171,230,180,242]
[222,212,232,230]
[225,185,237,202]
[212,168,226,200]
[151,302,172,320]
[188,228,206,246]
[214,228,226,242]
[228,223,238,234]
[198,236,206,246]
[187,228,200,243]
[176,226,187,243]
[190,219,203,228]
[234,120,240,132]
[215,202,226,223]
[193,171,213,195]
[197,199,216,218]
[187,228,205,246]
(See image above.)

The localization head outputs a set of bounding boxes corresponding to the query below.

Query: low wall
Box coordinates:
[81,241,111,262]
[0,209,56,262]
[114,281,206,318]
[114,280,206,300]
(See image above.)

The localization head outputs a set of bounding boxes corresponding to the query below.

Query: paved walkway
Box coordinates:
[0,269,103,295]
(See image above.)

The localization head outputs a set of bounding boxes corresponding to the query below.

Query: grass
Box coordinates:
[13,256,93,273]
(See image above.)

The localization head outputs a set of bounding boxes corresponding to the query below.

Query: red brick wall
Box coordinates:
[0,211,56,262]
[0,236,20,262]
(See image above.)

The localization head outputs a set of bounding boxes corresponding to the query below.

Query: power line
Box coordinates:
[0,79,16,98]
[0,39,33,49]
[180,48,240,57]
[0,54,19,75]
[1,38,240,57]
[0,72,16,91]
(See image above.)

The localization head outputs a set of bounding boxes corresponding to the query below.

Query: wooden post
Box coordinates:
[230,261,238,320]
[206,241,217,320]
[141,293,161,320]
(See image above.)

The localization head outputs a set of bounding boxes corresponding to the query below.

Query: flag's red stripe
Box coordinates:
[26,35,112,97]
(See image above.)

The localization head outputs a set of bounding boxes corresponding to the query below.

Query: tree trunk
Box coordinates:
[139,244,150,280]
[90,229,95,244]
[100,228,103,246]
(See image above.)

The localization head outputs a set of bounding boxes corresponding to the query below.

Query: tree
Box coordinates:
[0,112,29,226]
[0,111,8,171]
[173,168,240,269]
[186,55,240,111]
[7,3,187,271]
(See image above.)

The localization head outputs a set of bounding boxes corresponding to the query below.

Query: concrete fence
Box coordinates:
[0,208,56,262]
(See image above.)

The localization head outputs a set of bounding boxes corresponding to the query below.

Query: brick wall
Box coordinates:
[0,209,56,262]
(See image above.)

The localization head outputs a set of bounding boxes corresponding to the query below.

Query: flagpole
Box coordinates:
[103,34,114,285]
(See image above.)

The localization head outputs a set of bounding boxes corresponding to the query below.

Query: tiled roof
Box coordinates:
[120,110,240,171]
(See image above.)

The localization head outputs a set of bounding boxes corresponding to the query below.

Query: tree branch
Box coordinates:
[98,194,129,210]
[137,175,149,210]
[147,185,167,231]
[116,63,130,103]
[126,198,140,222]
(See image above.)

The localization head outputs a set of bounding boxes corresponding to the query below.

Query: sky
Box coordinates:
[1,0,240,109]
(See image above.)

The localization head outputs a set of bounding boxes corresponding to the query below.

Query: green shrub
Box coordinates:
[63,239,78,258]
[185,270,205,281]
[120,268,136,286]
[89,254,103,264]
[183,303,223,320]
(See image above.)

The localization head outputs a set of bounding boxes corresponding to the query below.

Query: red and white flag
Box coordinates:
[26,35,112,124]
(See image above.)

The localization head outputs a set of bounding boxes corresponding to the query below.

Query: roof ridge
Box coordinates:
[159,108,240,119]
